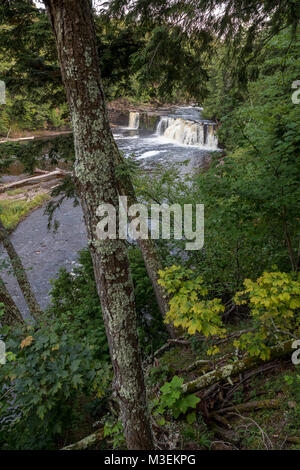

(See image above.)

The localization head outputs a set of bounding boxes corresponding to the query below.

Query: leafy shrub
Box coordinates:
[103,418,126,450]
[158,265,226,337]
[0,246,168,449]
[0,319,111,449]
[152,375,200,425]
[234,272,300,359]
[0,249,111,449]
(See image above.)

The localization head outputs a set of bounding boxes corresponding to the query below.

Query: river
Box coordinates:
[0,106,219,318]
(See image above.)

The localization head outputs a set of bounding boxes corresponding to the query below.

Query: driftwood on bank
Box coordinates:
[61,429,104,450]
[0,169,67,193]
[182,341,293,395]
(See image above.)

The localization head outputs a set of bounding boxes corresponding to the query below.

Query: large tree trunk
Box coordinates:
[0,220,43,322]
[45,0,153,450]
[0,276,24,326]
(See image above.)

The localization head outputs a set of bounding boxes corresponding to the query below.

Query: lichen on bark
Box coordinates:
[45,0,154,450]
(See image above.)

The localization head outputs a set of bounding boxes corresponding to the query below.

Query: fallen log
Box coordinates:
[0,169,67,193]
[33,168,51,175]
[61,429,104,450]
[273,435,300,445]
[182,341,293,395]
[184,359,213,373]
[213,399,280,416]
[0,136,35,144]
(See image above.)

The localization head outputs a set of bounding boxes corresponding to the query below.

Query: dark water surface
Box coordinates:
[0,106,218,317]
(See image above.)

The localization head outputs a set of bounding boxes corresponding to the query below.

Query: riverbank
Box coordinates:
[0,188,50,232]
[0,98,195,141]
[0,198,87,318]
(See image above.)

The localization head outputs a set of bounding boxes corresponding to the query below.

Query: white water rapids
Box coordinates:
[156,117,218,149]
[128,111,140,129]
[128,107,219,150]
[112,106,221,172]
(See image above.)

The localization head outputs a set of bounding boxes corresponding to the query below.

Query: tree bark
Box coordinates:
[45,0,153,450]
[0,220,43,322]
[0,276,24,326]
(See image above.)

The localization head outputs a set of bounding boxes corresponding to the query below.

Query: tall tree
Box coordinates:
[0,276,24,326]
[44,0,153,449]
[0,220,43,321]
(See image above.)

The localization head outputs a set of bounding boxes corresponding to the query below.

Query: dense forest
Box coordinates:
[0,0,299,453]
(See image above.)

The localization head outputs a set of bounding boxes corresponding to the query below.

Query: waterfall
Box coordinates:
[156,116,218,149]
[128,112,140,129]
[156,117,174,135]
[206,124,218,150]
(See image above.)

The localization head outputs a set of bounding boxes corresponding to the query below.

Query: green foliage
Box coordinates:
[109,0,300,68]
[0,192,50,231]
[0,322,111,450]
[0,245,168,449]
[130,25,210,102]
[234,272,300,359]
[0,249,111,449]
[147,363,172,387]
[181,419,212,448]
[103,418,126,450]
[153,375,200,424]
[197,28,300,293]
[158,265,226,338]
[48,249,107,347]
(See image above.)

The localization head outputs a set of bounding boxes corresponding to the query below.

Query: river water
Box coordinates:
[113,105,218,171]
[0,106,219,318]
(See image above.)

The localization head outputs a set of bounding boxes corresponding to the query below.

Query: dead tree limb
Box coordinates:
[182,341,293,395]
[153,338,190,358]
[0,170,67,193]
[213,399,280,416]
[61,429,104,450]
